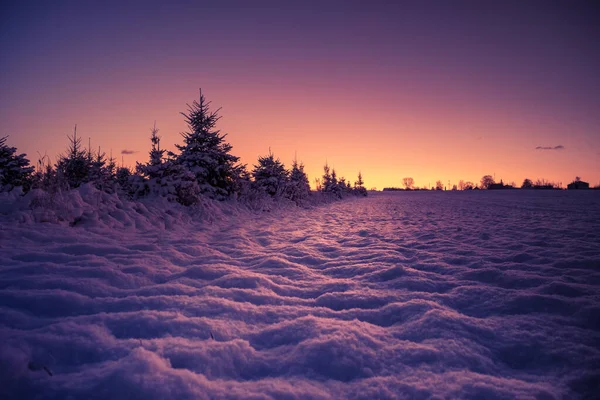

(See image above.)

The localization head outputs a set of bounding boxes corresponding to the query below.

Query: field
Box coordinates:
[1,190,599,399]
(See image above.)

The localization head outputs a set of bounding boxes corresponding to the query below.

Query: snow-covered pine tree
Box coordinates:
[136,123,200,205]
[339,176,354,195]
[88,147,116,192]
[0,136,34,192]
[55,126,90,189]
[252,149,289,197]
[136,123,166,180]
[330,168,342,198]
[175,90,243,200]
[286,158,311,203]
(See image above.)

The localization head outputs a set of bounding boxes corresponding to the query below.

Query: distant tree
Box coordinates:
[435,180,444,191]
[402,177,414,190]
[286,158,311,203]
[87,147,113,191]
[338,177,350,194]
[534,178,552,188]
[0,136,34,192]
[175,90,244,199]
[355,171,364,188]
[480,175,495,189]
[354,171,367,196]
[137,123,167,180]
[252,149,289,197]
[463,181,475,190]
[575,176,581,182]
[30,160,58,192]
[521,178,533,189]
[116,167,132,189]
[321,162,332,192]
[148,123,166,170]
[330,168,342,198]
[452,184,457,191]
[55,126,91,189]
[314,177,322,191]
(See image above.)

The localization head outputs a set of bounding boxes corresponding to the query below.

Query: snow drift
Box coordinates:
[1,189,599,399]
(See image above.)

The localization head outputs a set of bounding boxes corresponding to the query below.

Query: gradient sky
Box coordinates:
[2,0,599,189]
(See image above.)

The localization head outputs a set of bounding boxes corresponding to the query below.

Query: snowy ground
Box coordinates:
[1,190,599,399]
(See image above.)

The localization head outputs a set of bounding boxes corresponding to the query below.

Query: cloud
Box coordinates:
[535,145,565,151]
[121,149,139,155]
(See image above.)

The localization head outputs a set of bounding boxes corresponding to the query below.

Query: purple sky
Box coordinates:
[1,0,599,188]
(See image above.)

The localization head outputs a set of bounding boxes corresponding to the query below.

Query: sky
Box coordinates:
[1,0,599,189]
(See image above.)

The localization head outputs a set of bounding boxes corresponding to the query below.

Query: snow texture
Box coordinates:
[1,190,599,399]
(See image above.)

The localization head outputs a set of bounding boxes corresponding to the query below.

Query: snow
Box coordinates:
[1,190,599,399]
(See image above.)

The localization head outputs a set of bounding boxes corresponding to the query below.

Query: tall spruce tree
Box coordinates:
[175,90,243,199]
[0,136,34,191]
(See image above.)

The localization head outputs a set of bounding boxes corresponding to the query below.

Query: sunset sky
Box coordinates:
[1,0,599,189]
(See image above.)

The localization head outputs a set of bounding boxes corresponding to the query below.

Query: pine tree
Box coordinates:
[175,90,243,199]
[355,171,364,188]
[0,136,34,192]
[354,171,367,196]
[322,162,332,193]
[137,123,167,180]
[252,149,289,197]
[286,158,311,203]
[330,168,342,198]
[55,126,90,189]
[137,123,200,205]
[338,177,352,195]
[88,146,116,192]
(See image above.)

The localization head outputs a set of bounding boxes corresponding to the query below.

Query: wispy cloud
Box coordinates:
[121,149,138,155]
[535,145,565,151]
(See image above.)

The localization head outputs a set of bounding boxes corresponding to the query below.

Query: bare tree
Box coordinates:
[435,180,444,191]
[402,177,414,190]
[521,178,533,189]
[480,175,495,189]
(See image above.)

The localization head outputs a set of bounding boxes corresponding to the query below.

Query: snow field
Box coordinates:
[1,190,599,399]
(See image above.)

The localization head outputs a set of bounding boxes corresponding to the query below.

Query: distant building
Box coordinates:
[567,180,589,190]
[488,180,514,190]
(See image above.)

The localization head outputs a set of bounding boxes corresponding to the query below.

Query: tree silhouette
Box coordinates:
[252,149,288,197]
[175,90,244,199]
[354,171,367,196]
[0,136,34,191]
[402,177,414,190]
[480,175,495,189]
[287,158,311,203]
[55,126,90,189]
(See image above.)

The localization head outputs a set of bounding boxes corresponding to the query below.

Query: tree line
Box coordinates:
[384,175,596,191]
[0,91,367,205]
